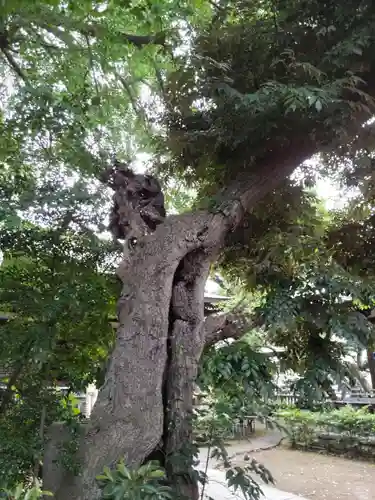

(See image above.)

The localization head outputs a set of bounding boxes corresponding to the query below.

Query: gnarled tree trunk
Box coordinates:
[46,140,332,500]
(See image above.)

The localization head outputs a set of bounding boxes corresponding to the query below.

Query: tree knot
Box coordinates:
[101,160,166,243]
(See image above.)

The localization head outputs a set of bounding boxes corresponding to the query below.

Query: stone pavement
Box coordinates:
[199,468,308,500]
[198,425,308,499]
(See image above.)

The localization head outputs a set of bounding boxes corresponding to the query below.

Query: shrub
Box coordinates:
[193,408,234,444]
[96,449,274,500]
[278,406,375,456]
[96,460,172,500]
[0,482,52,500]
[318,406,375,436]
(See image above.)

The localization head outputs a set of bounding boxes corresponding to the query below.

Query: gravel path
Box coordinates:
[199,426,284,467]
[199,426,375,500]
[234,447,375,500]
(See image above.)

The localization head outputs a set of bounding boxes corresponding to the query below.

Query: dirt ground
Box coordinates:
[235,446,375,500]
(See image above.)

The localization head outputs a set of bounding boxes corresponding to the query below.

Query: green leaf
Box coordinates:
[116,460,131,479]
[103,466,114,481]
[148,469,165,478]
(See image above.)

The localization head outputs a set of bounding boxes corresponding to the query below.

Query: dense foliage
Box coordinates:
[279,406,375,458]
[280,405,375,437]
[95,461,173,500]
[1,0,375,494]
[151,0,375,398]
[0,173,120,484]
[1,482,52,500]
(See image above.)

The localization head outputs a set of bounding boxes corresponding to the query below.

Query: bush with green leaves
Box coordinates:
[0,391,82,488]
[280,406,375,435]
[278,406,375,455]
[96,460,172,500]
[96,448,274,500]
[0,482,52,500]
[193,406,235,444]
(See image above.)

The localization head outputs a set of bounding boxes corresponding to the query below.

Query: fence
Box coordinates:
[230,417,256,439]
[74,385,98,418]
[227,390,375,440]
[274,393,298,405]
[274,390,375,406]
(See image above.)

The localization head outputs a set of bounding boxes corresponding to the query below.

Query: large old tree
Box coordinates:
[2,0,375,499]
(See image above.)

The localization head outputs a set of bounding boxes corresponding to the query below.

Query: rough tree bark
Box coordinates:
[46,136,354,500]
[204,311,255,347]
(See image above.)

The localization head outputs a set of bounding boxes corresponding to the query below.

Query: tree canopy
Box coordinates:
[1,0,375,498]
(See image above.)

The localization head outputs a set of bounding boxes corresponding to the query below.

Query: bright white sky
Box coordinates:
[315,177,344,210]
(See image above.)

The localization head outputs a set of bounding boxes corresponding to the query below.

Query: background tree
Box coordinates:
[0,164,121,485]
[208,183,375,405]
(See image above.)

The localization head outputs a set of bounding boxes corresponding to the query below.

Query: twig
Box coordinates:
[85,35,109,167]
[117,74,139,114]
[208,0,225,10]
[116,72,149,126]
[0,47,28,82]
[85,34,99,95]
[33,405,47,482]
[200,424,215,500]
[28,25,62,64]
[83,24,166,48]
[0,362,24,414]
[209,0,231,25]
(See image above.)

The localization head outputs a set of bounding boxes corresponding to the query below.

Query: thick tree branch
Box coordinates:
[121,32,166,48]
[201,102,374,236]
[83,25,166,48]
[10,13,167,50]
[204,312,254,347]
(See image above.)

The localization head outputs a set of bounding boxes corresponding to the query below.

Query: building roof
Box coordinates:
[258,346,286,354]
[203,294,230,303]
